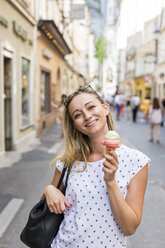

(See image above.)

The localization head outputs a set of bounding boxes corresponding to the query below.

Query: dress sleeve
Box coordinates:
[55,160,65,173]
[129,148,151,179]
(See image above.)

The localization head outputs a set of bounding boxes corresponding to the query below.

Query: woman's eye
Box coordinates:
[74,113,81,119]
[89,105,95,110]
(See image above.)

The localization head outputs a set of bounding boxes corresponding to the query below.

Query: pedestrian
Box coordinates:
[149,97,163,144]
[161,98,165,126]
[131,94,141,122]
[114,92,121,120]
[142,95,151,122]
[126,96,131,121]
[51,94,67,138]
[42,85,150,248]
[119,93,125,117]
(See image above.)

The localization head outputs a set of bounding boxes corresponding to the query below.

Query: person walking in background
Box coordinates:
[131,94,141,122]
[114,92,121,121]
[57,94,67,138]
[161,98,165,126]
[143,95,151,122]
[149,97,163,144]
[126,96,131,121]
[51,94,67,138]
[119,93,125,117]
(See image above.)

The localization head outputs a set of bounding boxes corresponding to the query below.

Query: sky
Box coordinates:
[117,0,165,49]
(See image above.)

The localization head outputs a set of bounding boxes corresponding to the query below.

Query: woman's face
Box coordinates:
[69,93,109,138]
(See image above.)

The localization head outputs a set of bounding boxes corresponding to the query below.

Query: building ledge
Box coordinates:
[38,20,72,58]
[7,0,36,25]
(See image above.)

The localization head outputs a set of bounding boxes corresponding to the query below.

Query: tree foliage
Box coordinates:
[95,35,107,64]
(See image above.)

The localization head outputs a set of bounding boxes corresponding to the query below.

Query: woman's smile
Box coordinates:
[85,119,98,127]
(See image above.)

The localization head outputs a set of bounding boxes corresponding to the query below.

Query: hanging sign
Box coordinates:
[70,4,85,20]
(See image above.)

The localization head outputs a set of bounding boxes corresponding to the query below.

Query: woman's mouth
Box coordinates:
[85,119,98,127]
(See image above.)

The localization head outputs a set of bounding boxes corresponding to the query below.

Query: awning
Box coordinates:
[38,20,72,57]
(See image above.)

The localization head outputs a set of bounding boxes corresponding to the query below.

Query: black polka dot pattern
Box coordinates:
[51,145,150,248]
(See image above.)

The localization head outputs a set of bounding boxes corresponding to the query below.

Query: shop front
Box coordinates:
[0,0,36,157]
[134,76,152,101]
[36,20,71,135]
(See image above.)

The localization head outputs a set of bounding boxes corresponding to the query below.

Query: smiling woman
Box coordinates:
[42,85,151,248]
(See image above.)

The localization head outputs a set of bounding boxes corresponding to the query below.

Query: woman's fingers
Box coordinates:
[102,165,113,174]
[104,155,115,164]
[44,185,72,214]
[47,197,72,214]
[109,150,119,163]
[103,160,118,173]
[101,140,112,146]
[64,199,72,208]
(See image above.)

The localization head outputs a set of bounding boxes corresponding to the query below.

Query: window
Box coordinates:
[21,58,30,127]
[41,70,50,114]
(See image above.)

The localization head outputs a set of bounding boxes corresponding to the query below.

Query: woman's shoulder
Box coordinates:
[117,144,151,164]
[117,144,151,178]
[54,160,65,172]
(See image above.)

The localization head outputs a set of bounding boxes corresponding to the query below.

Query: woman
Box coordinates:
[149,97,162,144]
[43,86,150,248]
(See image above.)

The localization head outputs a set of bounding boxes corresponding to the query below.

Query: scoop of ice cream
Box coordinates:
[105,131,119,140]
[104,139,120,148]
[104,130,120,149]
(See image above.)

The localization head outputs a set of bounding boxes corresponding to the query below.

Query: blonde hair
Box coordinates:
[51,86,114,170]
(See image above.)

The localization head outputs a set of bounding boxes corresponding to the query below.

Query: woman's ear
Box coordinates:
[103,103,110,116]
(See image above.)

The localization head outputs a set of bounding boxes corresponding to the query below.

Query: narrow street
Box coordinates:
[0,123,64,248]
[0,110,165,248]
[114,110,165,248]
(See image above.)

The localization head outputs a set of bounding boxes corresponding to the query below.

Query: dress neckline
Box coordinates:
[76,145,123,165]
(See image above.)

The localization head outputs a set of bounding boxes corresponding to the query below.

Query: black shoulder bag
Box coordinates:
[20,166,70,248]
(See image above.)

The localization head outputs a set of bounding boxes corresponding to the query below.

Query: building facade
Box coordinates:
[36,20,71,135]
[0,0,36,157]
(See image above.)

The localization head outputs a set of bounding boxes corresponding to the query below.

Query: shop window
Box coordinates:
[41,70,50,114]
[21,58,30,127]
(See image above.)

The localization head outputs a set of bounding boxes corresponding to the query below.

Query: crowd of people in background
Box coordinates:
[108,91,165,144]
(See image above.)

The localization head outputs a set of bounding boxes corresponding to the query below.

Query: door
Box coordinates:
[4,56,12,151]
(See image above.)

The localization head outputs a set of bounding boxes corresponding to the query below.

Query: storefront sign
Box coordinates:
[144,76,152,86]
[42,48,53,59]
[13,21,28,41]
[13,21,33,46]
[0,15,8,28]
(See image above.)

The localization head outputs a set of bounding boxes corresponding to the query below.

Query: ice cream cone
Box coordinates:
[106,146,115,154]
[104,131,120,154]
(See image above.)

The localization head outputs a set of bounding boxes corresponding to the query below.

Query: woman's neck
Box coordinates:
[87,135,106,162]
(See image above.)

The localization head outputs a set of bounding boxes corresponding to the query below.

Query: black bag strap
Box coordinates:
[56,165,71,194]
[57,167,67,189]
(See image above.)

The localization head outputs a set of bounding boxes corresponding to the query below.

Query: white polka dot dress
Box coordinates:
[51,144,151,248]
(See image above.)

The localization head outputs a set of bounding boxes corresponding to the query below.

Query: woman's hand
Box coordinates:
[44,185,72,214]
[102,148,119,183]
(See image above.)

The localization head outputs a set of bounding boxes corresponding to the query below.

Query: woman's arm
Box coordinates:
[102,149,148,236]
[42,168,72,214]
[107,165,148,236]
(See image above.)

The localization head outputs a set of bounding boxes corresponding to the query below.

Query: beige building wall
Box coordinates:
[36,32,64,135]
[0,0,36,155]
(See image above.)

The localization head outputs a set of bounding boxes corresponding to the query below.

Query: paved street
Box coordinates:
[114,110,165,248]
[0,110,165,248]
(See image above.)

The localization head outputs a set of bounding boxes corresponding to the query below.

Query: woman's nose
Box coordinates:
[84,111,91,120]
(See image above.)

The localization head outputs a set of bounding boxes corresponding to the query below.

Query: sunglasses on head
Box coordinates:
[63,85,96,108]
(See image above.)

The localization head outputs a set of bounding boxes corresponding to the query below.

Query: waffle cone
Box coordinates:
[106,146,115,154]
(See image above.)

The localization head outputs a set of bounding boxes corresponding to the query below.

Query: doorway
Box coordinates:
[4,56,12,151]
